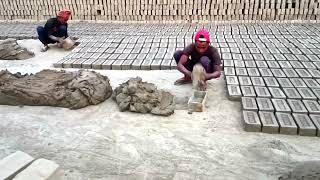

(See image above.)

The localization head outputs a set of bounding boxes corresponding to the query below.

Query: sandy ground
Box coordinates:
[0,40,320,180]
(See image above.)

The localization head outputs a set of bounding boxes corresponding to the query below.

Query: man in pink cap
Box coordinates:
[174,29,222,85]
[36,9,72,52]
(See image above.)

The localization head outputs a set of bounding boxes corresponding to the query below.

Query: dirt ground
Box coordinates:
[0,40,319,180]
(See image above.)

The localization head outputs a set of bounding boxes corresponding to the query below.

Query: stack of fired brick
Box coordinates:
[0,0,320,22]
[222,24,320,137]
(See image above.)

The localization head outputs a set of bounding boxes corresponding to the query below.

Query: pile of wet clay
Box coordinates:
[279,161,320,180]
[0,38,34,60]
[0,69,112,109]
[113,77,175,116]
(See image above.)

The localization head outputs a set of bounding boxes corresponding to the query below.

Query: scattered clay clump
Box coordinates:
[113,77,175,116]
[0,38,34,60]
[279,161,320,180]
[0,69,112,109]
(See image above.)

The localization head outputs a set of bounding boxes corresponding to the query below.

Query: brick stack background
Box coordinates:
[0,0,320,22]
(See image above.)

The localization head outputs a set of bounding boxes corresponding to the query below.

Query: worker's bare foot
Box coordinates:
[41,45,49,52]
[174,76,192,85]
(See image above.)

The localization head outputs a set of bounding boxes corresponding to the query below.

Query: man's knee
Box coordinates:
[58,25,67,36]
[173,50,183,62]
[200,56,210,64]
[36,26,45,33]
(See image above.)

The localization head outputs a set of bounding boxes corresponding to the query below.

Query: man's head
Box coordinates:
[57,9,71,24]
[194,29,210,53]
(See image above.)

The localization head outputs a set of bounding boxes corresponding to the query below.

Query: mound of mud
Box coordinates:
[0,69,112,109]
[113,77,175,116]
[0,38,34,60]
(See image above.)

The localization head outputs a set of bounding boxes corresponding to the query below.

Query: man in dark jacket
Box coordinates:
[174,29,222,85]
[36,9,71,52]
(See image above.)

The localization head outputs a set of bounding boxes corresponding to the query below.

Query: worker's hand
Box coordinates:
[205,73,213,80]
[58,37,65,44]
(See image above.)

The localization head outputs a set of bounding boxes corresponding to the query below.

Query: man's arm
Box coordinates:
[205,47,222,80]
[177,54,192,77]
[205,64,221,80]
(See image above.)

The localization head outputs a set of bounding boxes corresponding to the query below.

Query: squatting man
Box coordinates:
[174,29,222,88]
[37,9,73,52]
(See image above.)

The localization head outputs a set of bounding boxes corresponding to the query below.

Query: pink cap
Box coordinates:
[194,29,210,42]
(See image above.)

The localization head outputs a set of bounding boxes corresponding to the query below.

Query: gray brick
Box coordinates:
[284,54,298,61]
[242,53,253,60]
[222,53,232,60]
[224,60,234,67]
[247,68,260,77]
[296,69,312,78]
[108,53,120,60]
[300,48,313,55]
[269,87,286,99]
[112,60,125,70]
[82,58,99,69]
[249,48,260,54]
[255,86,271,98]
[118,53,129,60]
[263,53,275,60]
[234,60,245,67]
[277,78,294,88]
[242,111,262,132]
[273,54,286,61]
[275,112,298,135]
[150,59,162,70]
[256,98,274,112]
[297,88,317,100]
[160,60,172,70]
[99,53,111,59]
[278,47,291,54]
[290,78,307,88]
[283,69,299,78]
[309,115,320,136]
[239,76,252,86]
[292,113,317,136]
[72,58,87,68]
[251,77,265,86]
[289,61,304,69]
[131,60,144,70]
[264,77,279,87]
[271,69,286,78]
[241,97,258,111]
[295,54,309,61]
[244,61,257,68]
[121,60,134,70]
[53,58,68,68]
[224,67,236,76]
[256,61,268,68]
[227,85,242,101]
[314,62,320,69]
[312,88,320,100]
[287,99,308,114]
[304,78,320,88]
[259,68,273,77]
[252,54,265,61]
[141,60,152,70]
[283,88,301,99]
[306,54,320,61]
[226,76,239,85]
[241,86,256,97]
[0,151,34,180]
[308,69,320,78]
[236,68,248,76]
[232,53,243,60]
[101,60,115,70]
[92,58,106,69]
[278,61,292,68]
[302,62,316,69]
[259,111,279,134]
[271,99,291,113]
[303,100,320,114]
[267,61,280,69]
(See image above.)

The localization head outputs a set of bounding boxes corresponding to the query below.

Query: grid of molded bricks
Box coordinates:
[0,0,320,21]
[222,24,320,136]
